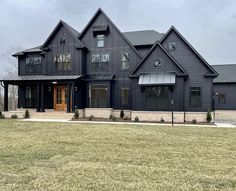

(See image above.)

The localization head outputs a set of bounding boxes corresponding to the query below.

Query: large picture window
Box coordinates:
[145,86,169,110]
[89,85,108,108]
[91,54,109,72]
[26,57,42,73]
[54,54,72,71]
[121,53,129,70]
[25,86,36,108]
[190,87,201,106]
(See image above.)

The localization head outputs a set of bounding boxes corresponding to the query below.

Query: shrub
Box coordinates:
[74,109,79,120]
[89,115,94,121]
[24,110,30,119]
[123,117,129,120]
[111,116,116,121]
[0,111,5,119]
[206,111,212,123]
[109,114,113,120]
[120,110,124,119]
[160,117,165,123]
[11,114,18,119]
[134,116,139,122]
[192,119,197,124]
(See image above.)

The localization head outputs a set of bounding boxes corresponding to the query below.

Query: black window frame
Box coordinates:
[89,85,108,108]
[121,52,129,70]
[91,53,110,72]
[218,93,226,104]
[54,54,72,72]
[25,57,42,73]
[168,42,176,51]
[121,88,129,106]
[97,34,105,48]
[190,87,202,107]
[25,86,36,108]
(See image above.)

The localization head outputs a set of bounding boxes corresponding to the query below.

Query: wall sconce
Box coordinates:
[75,87,78,92]
[48,87,51,92]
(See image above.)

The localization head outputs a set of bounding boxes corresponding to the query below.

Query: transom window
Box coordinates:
[121,88,129,106]
[54,54,72,71]
[218,93,225,104]
[97,34,105,47]
[91,54,109,72]
[25,57,42,73]
[89,85,108,108]
[190,87,201,107]
[121,53,129,70]
[168,42,176,51]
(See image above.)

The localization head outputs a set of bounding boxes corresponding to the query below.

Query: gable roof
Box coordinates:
[160,26,218,77]
[42,20,85,48]
[130,40,188,76]
[123,30,165,46]
[212,64,236,83]
[78,8,142,58]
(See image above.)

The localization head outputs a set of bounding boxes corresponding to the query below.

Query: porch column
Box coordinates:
[40,84,45,112]
[3,82,8,111]
[67,83,71,112]
[36,83,40,112]
[71,82,75,112]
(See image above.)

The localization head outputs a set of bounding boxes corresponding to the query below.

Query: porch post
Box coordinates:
[67,83,71,112]
[36,83,40,112]
[3,82,8,111]
[71,82,75,112]
[40,84,45,112]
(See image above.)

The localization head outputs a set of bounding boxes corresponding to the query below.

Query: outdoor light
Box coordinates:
[75,87,78,92]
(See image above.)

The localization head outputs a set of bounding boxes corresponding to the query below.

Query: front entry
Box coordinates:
[54,86,68,111]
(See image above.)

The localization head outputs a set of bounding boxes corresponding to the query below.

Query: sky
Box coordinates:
[0,0,236,73]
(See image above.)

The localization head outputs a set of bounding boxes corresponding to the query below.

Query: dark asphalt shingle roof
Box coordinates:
[123,30,165,46]
[212,64,236,83]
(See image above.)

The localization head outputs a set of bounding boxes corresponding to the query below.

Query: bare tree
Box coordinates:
[1,46,23,111]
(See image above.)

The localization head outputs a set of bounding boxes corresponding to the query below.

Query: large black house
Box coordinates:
[1,8,218,112]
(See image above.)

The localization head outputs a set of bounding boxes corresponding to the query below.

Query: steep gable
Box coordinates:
[42,20,84,48]
[131,41,188,76]
[160,26,217,77]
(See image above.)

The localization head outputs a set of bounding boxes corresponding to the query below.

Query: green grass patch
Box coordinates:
[0,120,235,190]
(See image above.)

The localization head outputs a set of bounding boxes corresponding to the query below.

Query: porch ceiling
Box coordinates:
[138,72,176,86]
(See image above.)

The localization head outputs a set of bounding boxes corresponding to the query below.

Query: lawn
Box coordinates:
[0,120,235,191]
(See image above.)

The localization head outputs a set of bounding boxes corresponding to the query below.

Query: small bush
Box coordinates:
[74,109,79,120]
[135,116,139,122]
[160,117,165,123]
[123,117,129,120]
[0,111,5,119]
[206,111,212,123]
[11,114,18,119]
[111,116,116,121]
[89,115,94,121]
[192,119,197,124]
[24,110,30,119]
[109,114,113,120]
[120,110,124,119]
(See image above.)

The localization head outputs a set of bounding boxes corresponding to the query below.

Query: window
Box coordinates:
[121,88,129,106]
[25,87,36,108]
[218,93,225,104]
[25,57,42,73]
[121,53,129,70]
[154,58,162,67]
[145,87,169,110]
[91,54,109,72]
[190,87,201,106]
[97,34,104,47]
[168,42,176,51]
[89,85,108,108]
[54,54,72,71]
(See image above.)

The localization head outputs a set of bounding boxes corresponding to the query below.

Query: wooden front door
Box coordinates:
[54,86,68,111]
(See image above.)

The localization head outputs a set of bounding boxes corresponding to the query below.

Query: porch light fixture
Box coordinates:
[52,81,57,84]
[75,87,78,92]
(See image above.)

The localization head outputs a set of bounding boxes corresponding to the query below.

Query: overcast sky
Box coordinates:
[0,0,236,73]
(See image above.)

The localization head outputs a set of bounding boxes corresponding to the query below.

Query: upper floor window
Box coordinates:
[190,87,201,107]
[91,54,109,72]
[154,58,162,67]
[54,54,72,71]
[121,53,129,70]
[97,34,104,47]
[26,57,42,73]
[168,42,176,51]
[218,93,225,104]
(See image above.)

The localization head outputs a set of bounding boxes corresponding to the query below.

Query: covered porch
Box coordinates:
[0,75,83,112]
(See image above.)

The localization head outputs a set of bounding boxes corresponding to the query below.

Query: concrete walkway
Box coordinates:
[19,118,230,128]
